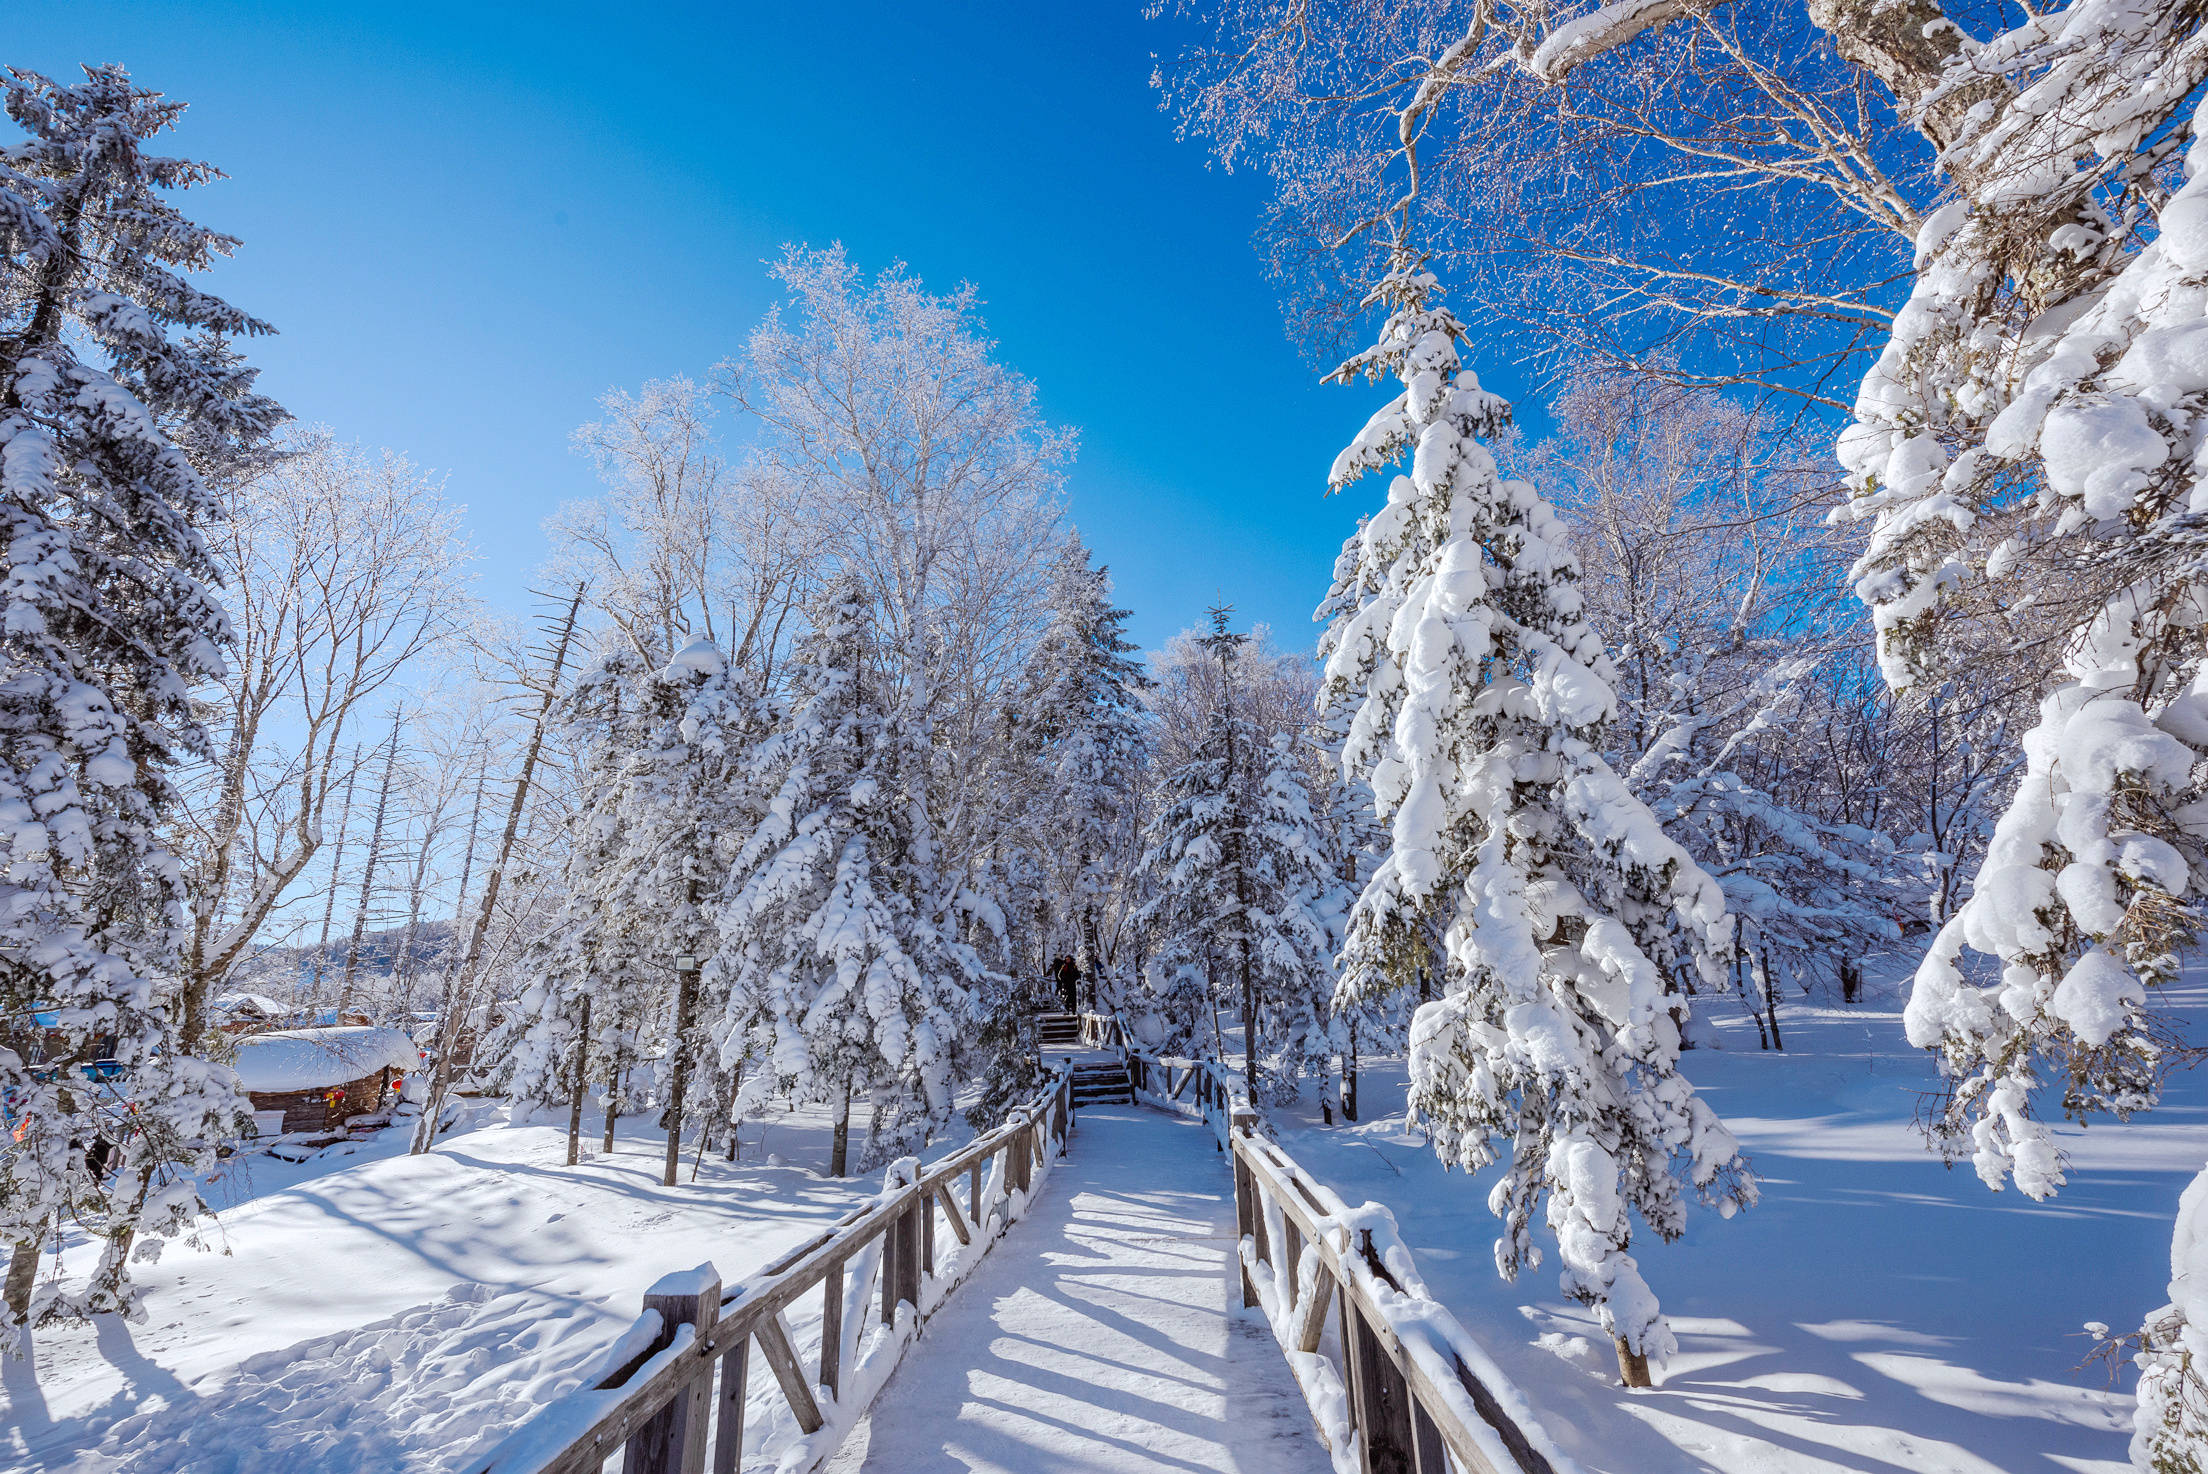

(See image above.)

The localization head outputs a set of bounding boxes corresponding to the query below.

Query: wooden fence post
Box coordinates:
[1230,1110,1264,1310]
[922,1186,936,1276]
[625,1264,720,1474]
[1010,1119,1033,1196]
[819,1258,844,1400]
[712,1332,747,1474]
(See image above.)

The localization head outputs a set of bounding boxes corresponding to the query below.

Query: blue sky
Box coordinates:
[8,0,1437,655]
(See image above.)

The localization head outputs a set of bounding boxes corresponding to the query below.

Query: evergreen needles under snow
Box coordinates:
[0,63,283,1336]
[709,585,993,1173]
[1316,256,1754,1372]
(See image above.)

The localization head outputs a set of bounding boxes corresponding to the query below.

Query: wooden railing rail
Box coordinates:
[1074,1015,1569,1474]
[1225,1105,1575,1474]
[468,1068,1076,1474]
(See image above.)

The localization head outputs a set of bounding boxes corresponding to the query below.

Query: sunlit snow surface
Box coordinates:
[1262,969,2199,1474]
[5,969,2197,1472]
[3,1103,921,1472]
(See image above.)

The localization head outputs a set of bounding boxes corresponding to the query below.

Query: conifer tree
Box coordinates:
[1135,612,1337,1099]
[1318,255,1752,1385]
[711,585,989,1175]
[505,636,754,1180]
[1025,541,1150,986]
[0,64,283,1333]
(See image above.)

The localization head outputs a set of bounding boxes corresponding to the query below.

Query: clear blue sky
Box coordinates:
[8,0,1449,655]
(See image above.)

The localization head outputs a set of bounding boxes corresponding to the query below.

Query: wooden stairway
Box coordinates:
[1037,1012,1083,1050]
[1036,1013,1132,1106]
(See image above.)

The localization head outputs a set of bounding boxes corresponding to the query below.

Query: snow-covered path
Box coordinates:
[823,1104,1333,1474]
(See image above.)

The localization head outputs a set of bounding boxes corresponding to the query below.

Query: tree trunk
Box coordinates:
[6,1231,40,1324]
[662,946,700,1189]
[566,993,592,1167]
[335,720,401,1018]
[831,1081,852,1178]
[1342,1014,1360,1124]
[1759,945,1785,1052]
[310,750,361,1003]
[603,1065,621,1153]
[1614,1336,1653,1389]
[1801,0,2005,163]
[412,584,587,1155]
[1840,958,1862,1005]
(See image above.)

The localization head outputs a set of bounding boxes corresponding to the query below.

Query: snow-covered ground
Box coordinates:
[1263,972,2207,1474]
[3,1102,969,1474]
[9,973,2199,1474]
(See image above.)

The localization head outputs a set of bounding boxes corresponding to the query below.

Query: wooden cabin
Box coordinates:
[208,992,291,1035]
[232,1026,421,1135]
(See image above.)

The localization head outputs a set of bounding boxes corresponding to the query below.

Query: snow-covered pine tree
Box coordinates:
[1824,18,2208,1461]
[1315,614,1413,1124]
[1133,692,1248,1059]
[1025,540,1150,990]
[966,541,1151,1125]
[711,584,990,1175]
[504,634,754,1182]
[0,64,283,1333]
[1318,254,1753,1385]
[1133,612,1337,1100]
[1245,731,1346,1097]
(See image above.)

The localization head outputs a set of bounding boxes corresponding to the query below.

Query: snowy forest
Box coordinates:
[9,2,2208,1471]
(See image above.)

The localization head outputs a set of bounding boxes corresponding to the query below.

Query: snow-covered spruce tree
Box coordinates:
[1824,14,2208,1462]
[505,636,754,1181]
[1023,539,1150,991]
[1319,256,1753,1386]
[1248,731,1347,1095]
[964,541,1147,1127]
[1313,690,1399,1121]
[1134,612,1337,1100]
[711,585,990,1175]
[0,64,283,1333]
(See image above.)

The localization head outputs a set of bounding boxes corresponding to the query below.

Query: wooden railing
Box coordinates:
[468,1069,1075,1474]
[1080,1016,1571,1474]
[1226,1106,1572,1474]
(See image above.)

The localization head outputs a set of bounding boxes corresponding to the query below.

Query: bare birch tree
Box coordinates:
[174,432,475,1045]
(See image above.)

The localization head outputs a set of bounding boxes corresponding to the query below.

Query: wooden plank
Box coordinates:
[818,1258,843,1401]
[1348,1299,1419,1474]
[934,1182,972,1245]
[900,1198,923,1309]
[711,1338,746,1474]
[922,1188,936,1275]
[1292,1263,1335,1354]
[881,1209,903,1326]
[752,1313,823,1435]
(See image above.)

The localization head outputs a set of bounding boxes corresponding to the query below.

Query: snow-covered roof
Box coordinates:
[212,992,289,1018]
[232,1027,419,1093]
